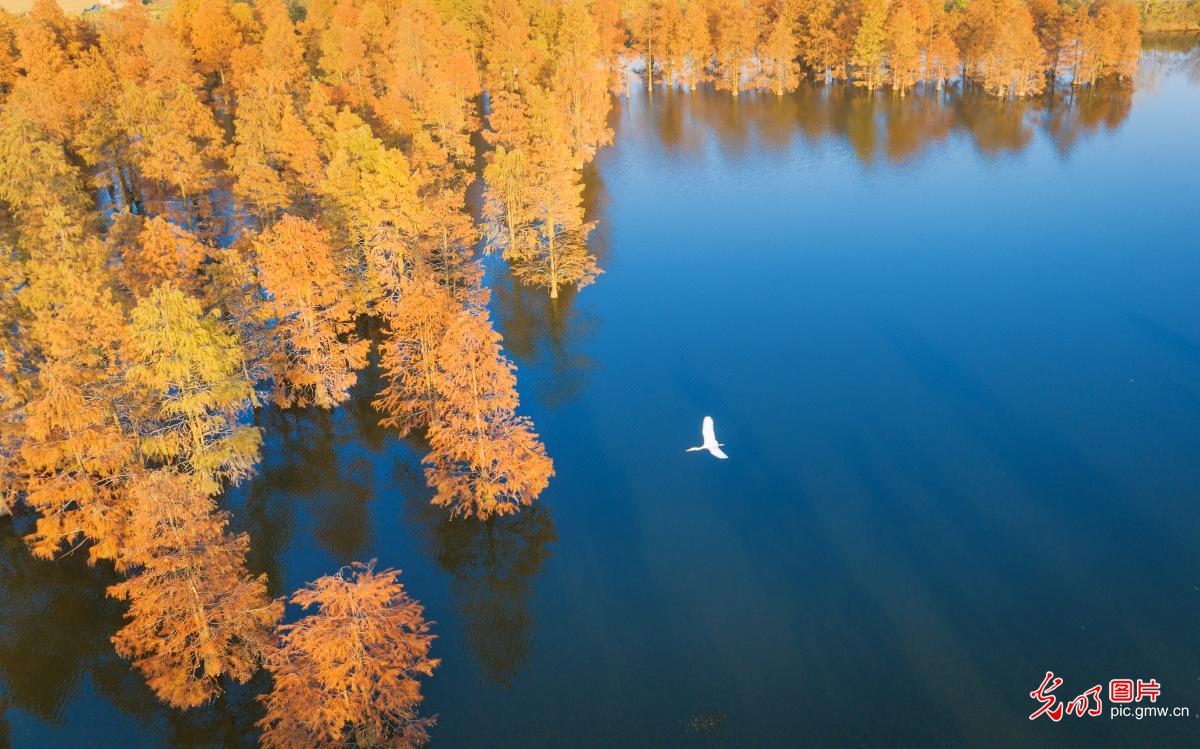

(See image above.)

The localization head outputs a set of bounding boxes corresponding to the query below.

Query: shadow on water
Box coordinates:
[0,517,265,747]
[233,346,400,588]
[237,338,564,691]
[238,406,375,582]
[489,162,607,410]
[490,277,600,410]
[0,519,127,727]
[397,461,557,687]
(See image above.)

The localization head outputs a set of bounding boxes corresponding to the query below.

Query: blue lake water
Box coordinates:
[3,39,1200,747]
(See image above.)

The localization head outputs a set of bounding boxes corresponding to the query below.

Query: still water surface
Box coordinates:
[3,39,1200,748]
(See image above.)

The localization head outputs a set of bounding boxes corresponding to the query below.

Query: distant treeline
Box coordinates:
[1139,0,1200,30]
[0,0,1162,746]
[621,0,1141,98]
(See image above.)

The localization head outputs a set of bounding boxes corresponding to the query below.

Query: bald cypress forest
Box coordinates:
[0,0,1178,746]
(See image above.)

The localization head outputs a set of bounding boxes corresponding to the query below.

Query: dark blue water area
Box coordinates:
[5,45,1200,748]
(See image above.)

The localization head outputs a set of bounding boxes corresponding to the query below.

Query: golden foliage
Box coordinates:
[109,470,282,709]
[482,73,604,299]
[375,278,459,437]
[20,358,134,563]
[962,0,1048,97]
[126,285,261,495]
[318,110,420,254]
[424,306,553,519]
[1,0,1148,733]
[0,0,581,728]
[119,215,208,297]
[253,215,369,409]
[258,562,438,749]
[715,0,760,96]
[15,223,131,563]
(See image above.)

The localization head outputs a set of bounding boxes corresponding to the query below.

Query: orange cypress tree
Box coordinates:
[175,0,243,86]
[424,305,553,519]
[628,0,664,88]
[482,144,533,258]
[230,83,323,221]
[258,562,439,749]
[0,11,18,94]
[551,0,613,163]
[962,0,1047,97]
[715,0,760,96]
[109,470,282,709]
[483,0,540,93]
[119,216,208,297]
[0,110,94,249]
[493,87,601,300]
[371,0,481,164]
[851,0,889,91]
[886,0,928,96]
[591,0,629,93]
[314,0,376,110]
[1095,1,1140,82]
[926,3,962,92]
[19,358,134,563]
[375,279,459,437]
[5,1,82,142]
[228,0,320,220]
[519,163,600,300]
[801,0,845,82]
[17,227,133,564]
[128,82,227,226]
[0,100,133,561]
[318,111,419,260]
[761,0,801,96]
[1059,4,1099,85]
[253,215,369,409]
[126,285,262,496]
[680,0,712,90]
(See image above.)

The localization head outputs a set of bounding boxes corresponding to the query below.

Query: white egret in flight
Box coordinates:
[686,416,728,459]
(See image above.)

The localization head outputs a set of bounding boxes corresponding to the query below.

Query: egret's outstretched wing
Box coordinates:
[708,444,729,460]
[701,416,716,444]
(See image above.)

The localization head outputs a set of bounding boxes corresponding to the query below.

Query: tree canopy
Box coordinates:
[0,0,1144,744]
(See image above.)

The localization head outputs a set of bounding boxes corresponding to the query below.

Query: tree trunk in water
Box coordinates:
[179,181,193,231]
[548,211,558,299]
[646,40,653,91]
[507,208,516,253]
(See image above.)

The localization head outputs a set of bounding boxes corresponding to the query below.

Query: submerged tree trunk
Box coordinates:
[179,181,193,231]
[548,215,559,300]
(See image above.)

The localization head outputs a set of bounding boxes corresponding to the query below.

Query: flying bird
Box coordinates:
[686,416,728,459]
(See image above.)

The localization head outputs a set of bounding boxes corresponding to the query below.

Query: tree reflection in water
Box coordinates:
[489,163,605,410]
[490,276,600,410]
[0,36,1187,744]
[400,462,557,686]
[0,518,125,727]
[0,517,264,746]
[240,406,376,581]
[630,78,1133,163]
